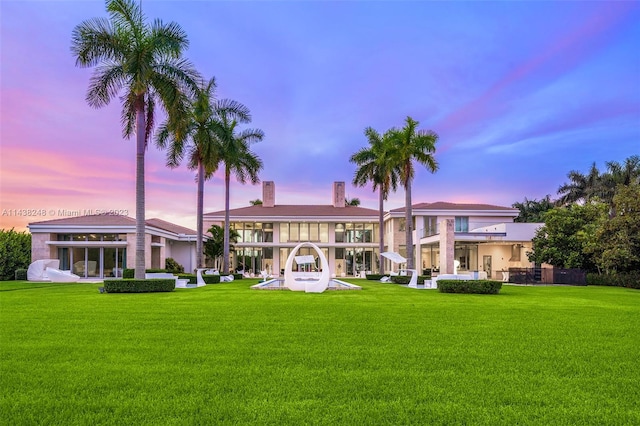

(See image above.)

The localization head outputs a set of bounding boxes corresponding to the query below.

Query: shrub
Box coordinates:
[177,274,221,284]
[390,275,433,284]
[0,229,31,281]
[205,275,221,284]
[123,268,168,279]
[587,272,640,289]
[438,280,502,294]
[103,279,175,293]
[176,274,197,284]
[366,274,385,280]
[15,269,28,281]
[233,273,244,280]
[165,258,184,274]
[390,275,411,284]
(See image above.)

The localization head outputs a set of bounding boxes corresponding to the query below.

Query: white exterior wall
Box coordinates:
[167,241,196,273]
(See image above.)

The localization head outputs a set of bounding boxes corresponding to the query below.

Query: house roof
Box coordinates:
[204,204,379,218]
[145,218,197,235]
[29,215,197,235]
[390,202,518,213]
[29,215,137,226]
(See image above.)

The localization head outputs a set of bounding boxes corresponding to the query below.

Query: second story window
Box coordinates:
[455,216,469,232]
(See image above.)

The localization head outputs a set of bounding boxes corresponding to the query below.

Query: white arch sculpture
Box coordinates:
[284,242,330,293]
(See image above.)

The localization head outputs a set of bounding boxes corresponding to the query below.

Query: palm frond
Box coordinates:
[214,99,251,123]
[85,62,127,108]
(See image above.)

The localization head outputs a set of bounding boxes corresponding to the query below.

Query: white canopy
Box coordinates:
[294,255,316,265]
[381,252,407,264]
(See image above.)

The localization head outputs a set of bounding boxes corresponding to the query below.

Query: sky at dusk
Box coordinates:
[1,0,639,232]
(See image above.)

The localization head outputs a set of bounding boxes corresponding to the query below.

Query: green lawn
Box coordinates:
[1,280,639,425]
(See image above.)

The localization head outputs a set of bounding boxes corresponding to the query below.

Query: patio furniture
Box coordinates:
[46,267,80,283]
[27,259,60,281]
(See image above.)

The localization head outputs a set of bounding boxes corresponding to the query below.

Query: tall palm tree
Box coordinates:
[556,162,602,206]
[388,117,438,270]
[512,195,555,223]
[71,0,199,279]
[350,127,399,273]
[601,155,640,206]
[216,112,264,274]
[156,77,250,269]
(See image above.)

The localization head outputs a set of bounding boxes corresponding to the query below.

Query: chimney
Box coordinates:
[333,181,345,208]
[262,181,275,207]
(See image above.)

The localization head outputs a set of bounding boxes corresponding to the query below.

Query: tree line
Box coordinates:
[513,155,640,274]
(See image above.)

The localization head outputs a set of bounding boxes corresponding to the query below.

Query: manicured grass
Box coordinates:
[1,280,639,425]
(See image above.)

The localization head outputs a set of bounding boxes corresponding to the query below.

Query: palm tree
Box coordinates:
[350,127,399,273]
[387,117,438,270]
[345,197,361,206]
[556,162,602,206]
[156,77,250,269]
[71,0,199,279]
[601,155,640,207]
[216,112,264,274]
[512,195,555,223]
[203,224,240,271]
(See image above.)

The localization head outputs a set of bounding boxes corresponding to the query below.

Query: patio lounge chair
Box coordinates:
[46,267,80,283]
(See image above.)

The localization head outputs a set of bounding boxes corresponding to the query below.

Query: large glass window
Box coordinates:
[454,244,478,271]
[335,223,378,243]
[289,223,299,241]
[299,223,309,241]
[455,217,469,232]
[58,248,70,270]
[87,248,101,277]
[264,223,273,242]
[424,216,438,236]
[280,223,327,242]
[279,223,289,242]
[72,248,85,275]
[319,224,328,242]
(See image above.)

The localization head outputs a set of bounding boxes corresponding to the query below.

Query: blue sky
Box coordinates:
[1,0,639,230]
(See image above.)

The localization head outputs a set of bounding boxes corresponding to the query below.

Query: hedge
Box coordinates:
[368,274,433,282]
[122,268,167,279]
[366,274,385,280]
[15,269,28,281]
[233,273,244,280]
[0,229,31,280]
[587,272,640,289]
[437,280,502,294]
[177,274,221,284]
[103,279,175,293]
[390,275,432,284]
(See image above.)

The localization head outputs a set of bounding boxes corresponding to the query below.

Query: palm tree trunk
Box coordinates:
[378,189,385,274]
[196,160,204,269]
[134,101,146,280]
[223,167,231,274]
[405,177,414,270]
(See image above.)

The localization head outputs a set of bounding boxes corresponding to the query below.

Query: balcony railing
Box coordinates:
[419,222,509,239]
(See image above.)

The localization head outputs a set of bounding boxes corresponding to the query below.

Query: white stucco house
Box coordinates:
[385,202,543,279]
[203,181,543,278]
[28,182,542,280]
[28,215,198,278]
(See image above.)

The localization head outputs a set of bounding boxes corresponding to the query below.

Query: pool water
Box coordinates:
[250,278,361,291]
